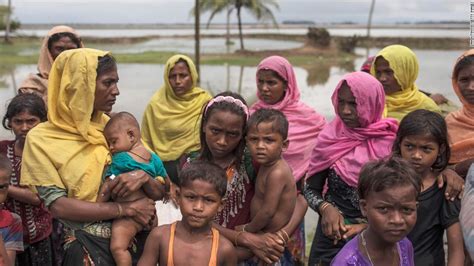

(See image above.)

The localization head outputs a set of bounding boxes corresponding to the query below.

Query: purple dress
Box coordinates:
[331,234,415,266]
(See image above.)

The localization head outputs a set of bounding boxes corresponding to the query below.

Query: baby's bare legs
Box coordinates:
[110,218,142,266]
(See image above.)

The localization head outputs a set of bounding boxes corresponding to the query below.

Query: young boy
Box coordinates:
[242,108,296,234]
[0,154,23,265]
[332,157,420,266]
[98,112,169,266]
[138,161,237,266]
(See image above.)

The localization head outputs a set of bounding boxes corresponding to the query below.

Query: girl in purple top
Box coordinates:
[332,157,419,266]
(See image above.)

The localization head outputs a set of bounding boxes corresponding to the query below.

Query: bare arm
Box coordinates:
[219,235,238,265]
[438,168,465,201]
[245,172,287,233]
[453,159,474,179]
[7,186,41,206]
[446,222,465,266]
[137,226,163,266]
[280,194,308,236]
[96,179,112,203]
[0,237,10,266]
[50,196,155,226]
[110,170,165,200]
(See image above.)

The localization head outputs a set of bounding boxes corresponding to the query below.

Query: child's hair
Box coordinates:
[199,92,248,166]
[178,161,227,198]
[392,109,450,173]
[104,111,140,133]
[97,54,117,77]
[47,32,82,52]
[247,108,289,140]
[2,93,47,130]
[358,156,422,200]
[453,54,474,80]
[0,154,12,176]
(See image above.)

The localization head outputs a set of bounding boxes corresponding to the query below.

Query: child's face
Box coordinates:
[456,64,474,105]
[246,121,288,165]
[204,110,244,160]
[257,70,286,105]
[360,184,418,244]
[0,170,10,204]
[9,111,42,142]
[374,57,402,95]
[177,179,223,229]
[400,134,440,176]
[337,83,360,128]
[105,126,134,154]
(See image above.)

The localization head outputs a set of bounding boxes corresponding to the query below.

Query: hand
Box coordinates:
[342,223,367,240]
[321,205,347,244]
[110,170,149,198]
[122,197,156,227]
[430,93,448,105]
[439,168,465,201]
[242,232,284,264]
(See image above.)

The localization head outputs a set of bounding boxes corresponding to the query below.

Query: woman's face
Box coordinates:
[49,36,79,60]
[456,64,474,105]
[374,57,402,95]
[94,66,120,113]
[337,82,361,128]
[168,61,193,97]
[9,111,42,142]
[257,69,286,105]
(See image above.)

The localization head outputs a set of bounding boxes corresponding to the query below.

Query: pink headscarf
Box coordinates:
[307,71,398,187]
[250,56,326,181]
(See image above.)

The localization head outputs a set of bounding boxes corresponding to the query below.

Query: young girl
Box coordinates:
[1,93,54,265]
[393,109,465,265]
[332,156,420,266]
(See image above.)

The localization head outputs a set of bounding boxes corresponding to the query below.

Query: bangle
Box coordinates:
[280,229,290,243]
[234,231,244,247]
[116,203,123,218]
[275,231,287,246]
[242,224,247,232]
[319,201,330,213]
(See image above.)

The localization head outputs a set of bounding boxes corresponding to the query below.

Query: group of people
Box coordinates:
[0,24,473,266]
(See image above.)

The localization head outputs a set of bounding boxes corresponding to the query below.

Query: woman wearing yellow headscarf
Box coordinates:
[371,44,440,121]
[20,48,162,265]
[19,25,84,102]
[141,54,212,183]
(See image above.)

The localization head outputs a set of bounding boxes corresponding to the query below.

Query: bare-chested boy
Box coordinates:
[138,161,236,266]
[98,112,169,266]
[242,108,296,235]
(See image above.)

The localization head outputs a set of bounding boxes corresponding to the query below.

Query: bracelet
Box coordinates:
[242,224,247,232]
[279,229,290,243]
[116,203,123,218]
[234,231,244,247]
[319,201,331,213]
[275,231,287,246]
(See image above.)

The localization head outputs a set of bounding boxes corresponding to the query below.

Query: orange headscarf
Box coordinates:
[446,49,474,164]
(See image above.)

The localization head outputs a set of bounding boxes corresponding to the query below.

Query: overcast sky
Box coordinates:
[2,0,468,24]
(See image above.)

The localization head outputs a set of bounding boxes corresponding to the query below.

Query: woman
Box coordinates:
[1,93,53,265]
[304,71,399,265]
[371,44,440,121]
[20,48,163,265]
[141,54,211,183]
[249,55,326,264]
[19,25,83,102]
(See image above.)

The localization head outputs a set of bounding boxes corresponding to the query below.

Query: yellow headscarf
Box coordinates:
[20,48,111,202]
[19,25,84,99]
[371,45,440,121]
[141,54,212,161]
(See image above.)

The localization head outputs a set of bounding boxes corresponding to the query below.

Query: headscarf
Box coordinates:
[20,48,111,202]
[250,56,326,181]
[141,54,212,161]
[19,25,83,98]
[446,49,474,163]
[307,72,398,187]
[370,44,440,121]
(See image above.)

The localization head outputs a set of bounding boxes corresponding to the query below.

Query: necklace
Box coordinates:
[361,230,399,266]
[129,150,149,162]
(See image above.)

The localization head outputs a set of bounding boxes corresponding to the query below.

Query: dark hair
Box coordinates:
[178,161,227,197]
[0,154,12,176]
[358,156,422,200]
[104,111,139,132]
[2,93,47,130]
[392,109,450,173]
[199,92,248,167]
[97,55,117,77]
[453,54,474,80]
[47,32,82,52]
[247,108,289,140]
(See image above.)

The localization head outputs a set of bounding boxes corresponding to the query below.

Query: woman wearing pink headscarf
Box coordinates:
[250,55,326,264]
[303,71,398,265]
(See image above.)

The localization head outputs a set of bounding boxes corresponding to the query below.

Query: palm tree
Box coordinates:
[4,0,12,43]
[194,0,279,50]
